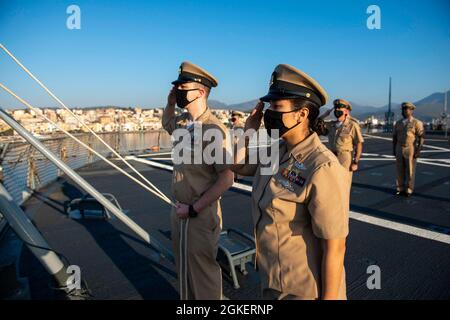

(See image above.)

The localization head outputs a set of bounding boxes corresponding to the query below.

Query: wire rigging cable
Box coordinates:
[0,83,175,206]
[0,43,175,207]
[0,43,171,204]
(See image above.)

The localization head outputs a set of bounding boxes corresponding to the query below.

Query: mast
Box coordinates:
[385,76,393,132]
[445,90,448,138]
[388,77,392,116]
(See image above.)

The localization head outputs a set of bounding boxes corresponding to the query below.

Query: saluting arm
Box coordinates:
[319,107,333,120]
[230,134,258,176]
[321,238,346,300]
[162,87,177,134]
[230,100,264,176]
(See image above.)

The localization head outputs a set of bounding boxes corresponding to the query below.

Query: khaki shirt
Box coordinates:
[162,107,230,205]
[393,117,424,148]
[252,133,349,299]
[326,116,364,153]
[232,123,245,147]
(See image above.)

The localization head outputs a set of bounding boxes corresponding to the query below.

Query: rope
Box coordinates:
[0,83,175,207]
[0,43,172,205]
[178,218,190,300]
[184,218,189,299]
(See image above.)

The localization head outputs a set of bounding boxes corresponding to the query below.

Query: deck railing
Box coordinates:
[0,130,171,232]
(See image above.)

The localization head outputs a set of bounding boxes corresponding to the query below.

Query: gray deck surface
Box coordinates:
[18,133,450,299]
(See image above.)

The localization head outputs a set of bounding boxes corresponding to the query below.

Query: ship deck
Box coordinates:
[17,133,450,299]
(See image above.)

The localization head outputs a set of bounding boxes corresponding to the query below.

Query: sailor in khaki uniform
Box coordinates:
[162,61,234,300]
[393,102,425,197]
[230,111,245,130]
[320,99,364,182]
[233,64,349,300]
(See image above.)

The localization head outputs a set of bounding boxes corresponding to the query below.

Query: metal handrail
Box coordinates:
[0,130,171,205]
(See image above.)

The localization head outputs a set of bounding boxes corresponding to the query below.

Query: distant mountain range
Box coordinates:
[209,91,450,122]
[2,91,447,123]
[209,99,259,112]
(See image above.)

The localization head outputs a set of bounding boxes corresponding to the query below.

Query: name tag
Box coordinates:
[276,178,295,192]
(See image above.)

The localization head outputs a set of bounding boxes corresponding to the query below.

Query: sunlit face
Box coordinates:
[334,105,349,120]
[268,99,307,133]
[268,99,294,112]
[176,82,204,101]
[402,107,413,118]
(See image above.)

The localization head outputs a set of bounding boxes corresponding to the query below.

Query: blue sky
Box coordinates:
[0,0,449,109]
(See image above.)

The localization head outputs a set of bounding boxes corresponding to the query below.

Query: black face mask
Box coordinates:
[334,109,344,118]
[264,109,301,138]
[175,88,199,108]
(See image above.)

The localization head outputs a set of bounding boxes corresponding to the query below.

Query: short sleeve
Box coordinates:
[162,109,189,134]
[415,121,424,137]
[204,124,232,174]
[307,162,349,239]
[162,108,176,134]
[352,123,364,144]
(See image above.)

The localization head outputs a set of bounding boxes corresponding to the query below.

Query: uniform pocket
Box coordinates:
[337,133,351,142]
[194,203,220,234]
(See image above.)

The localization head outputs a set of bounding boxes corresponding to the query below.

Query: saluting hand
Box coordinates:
[176,201,189,219]
[245,100,265,131]
[167,86,177,107]
[324,107,333,117]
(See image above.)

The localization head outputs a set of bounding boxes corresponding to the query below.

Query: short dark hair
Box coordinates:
[193,83,211,99]
[291,98,327,136]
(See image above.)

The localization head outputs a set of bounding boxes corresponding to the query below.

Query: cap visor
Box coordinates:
[171,79,190,85]
[260,92,300,102]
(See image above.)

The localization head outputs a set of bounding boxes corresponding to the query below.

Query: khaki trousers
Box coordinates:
[171,201,223,300]
[336,150,353,186]
[395,145,417,194]
[262,288,308,300]
[262,288,347,301]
